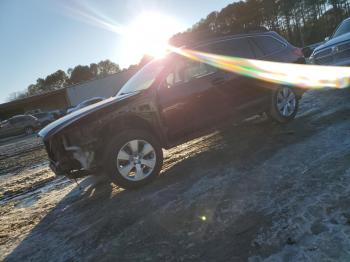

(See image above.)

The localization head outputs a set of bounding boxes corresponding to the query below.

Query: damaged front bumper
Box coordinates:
[43,133,99,179]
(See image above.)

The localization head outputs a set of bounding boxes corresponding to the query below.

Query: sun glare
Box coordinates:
[122,12,183,63]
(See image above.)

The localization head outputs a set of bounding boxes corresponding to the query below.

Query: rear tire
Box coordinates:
[104,129,163,189]
[267,86,299,123]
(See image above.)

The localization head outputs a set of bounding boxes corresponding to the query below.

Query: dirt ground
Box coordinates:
[1,88,350,261]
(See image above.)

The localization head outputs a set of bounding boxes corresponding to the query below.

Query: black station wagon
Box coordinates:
[39,31,306,189]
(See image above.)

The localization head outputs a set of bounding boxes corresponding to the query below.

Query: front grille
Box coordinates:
[314,48,333,65]
[337,42,350,52]
[335,49,350,60]
[315,48,332,57]
[315,55,333,64]
[334,42,350,63]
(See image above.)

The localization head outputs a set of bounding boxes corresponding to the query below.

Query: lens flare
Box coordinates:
[60,4,350,89]
[62,3,126,35]
[170,46,350,89]
[61,4,183,66]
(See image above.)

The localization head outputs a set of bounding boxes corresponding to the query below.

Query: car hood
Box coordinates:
[313,32,350,53]
[38,92,138,140]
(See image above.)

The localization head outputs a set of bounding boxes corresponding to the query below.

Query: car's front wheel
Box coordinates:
[104,130,163,189]
[267,86,299,123]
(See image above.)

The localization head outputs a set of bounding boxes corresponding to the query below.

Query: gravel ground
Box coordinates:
[1,88,350,261]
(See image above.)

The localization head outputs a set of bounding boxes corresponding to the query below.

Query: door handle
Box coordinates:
[211,77,225,85]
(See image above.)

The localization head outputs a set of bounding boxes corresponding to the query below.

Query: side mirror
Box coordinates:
[325,36,330,42]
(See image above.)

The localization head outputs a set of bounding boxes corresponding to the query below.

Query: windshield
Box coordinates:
[333,19,350,38]
[116,59,165,96]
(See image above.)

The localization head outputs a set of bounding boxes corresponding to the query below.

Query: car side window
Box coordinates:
[209,38,255,59]
[165,59,216,87]
[252,36,286,55]
[249,38,265,58]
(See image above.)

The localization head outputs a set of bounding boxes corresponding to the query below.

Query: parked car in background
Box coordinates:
[66,97,105,114]
[39,31,306,189]
[302,41,324,58]
[310,17,350,65]
[0,115,40,139]
[33,112,56,127]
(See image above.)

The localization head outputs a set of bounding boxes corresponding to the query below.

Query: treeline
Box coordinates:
[9,0,350,101]
[8,59,122,101]
[170,0,350,47]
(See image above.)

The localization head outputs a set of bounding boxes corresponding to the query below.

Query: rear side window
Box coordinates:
[252,36,286,55]
[209,38,255,59]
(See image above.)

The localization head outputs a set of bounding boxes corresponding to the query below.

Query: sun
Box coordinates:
[121,12,183,65]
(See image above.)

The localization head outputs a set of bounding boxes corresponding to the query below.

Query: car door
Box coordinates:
[205,37,269,115]
[249,35,292,104]
[157,57,222,142]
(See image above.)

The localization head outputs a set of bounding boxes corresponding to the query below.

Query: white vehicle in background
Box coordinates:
[66,97,105,114]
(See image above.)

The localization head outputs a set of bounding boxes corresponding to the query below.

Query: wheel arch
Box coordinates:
[98,113,165,148]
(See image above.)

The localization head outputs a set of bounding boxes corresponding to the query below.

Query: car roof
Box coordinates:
[187,31,284,49]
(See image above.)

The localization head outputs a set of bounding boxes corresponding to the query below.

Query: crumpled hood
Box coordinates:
[38,92,137,140]
[313,32,350,54]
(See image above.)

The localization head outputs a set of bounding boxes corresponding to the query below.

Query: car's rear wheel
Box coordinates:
[267,86,299,123]
[104,130,163,189]
[24,126,34,135]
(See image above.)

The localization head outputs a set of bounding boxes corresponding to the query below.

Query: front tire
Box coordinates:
[104,130,163,189]
[267,86,299,123]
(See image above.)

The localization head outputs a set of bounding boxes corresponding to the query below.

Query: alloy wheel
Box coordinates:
[276,87,296,117]
[116,139,157,181]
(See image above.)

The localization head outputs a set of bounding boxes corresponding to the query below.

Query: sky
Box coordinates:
[0,0,233,103]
